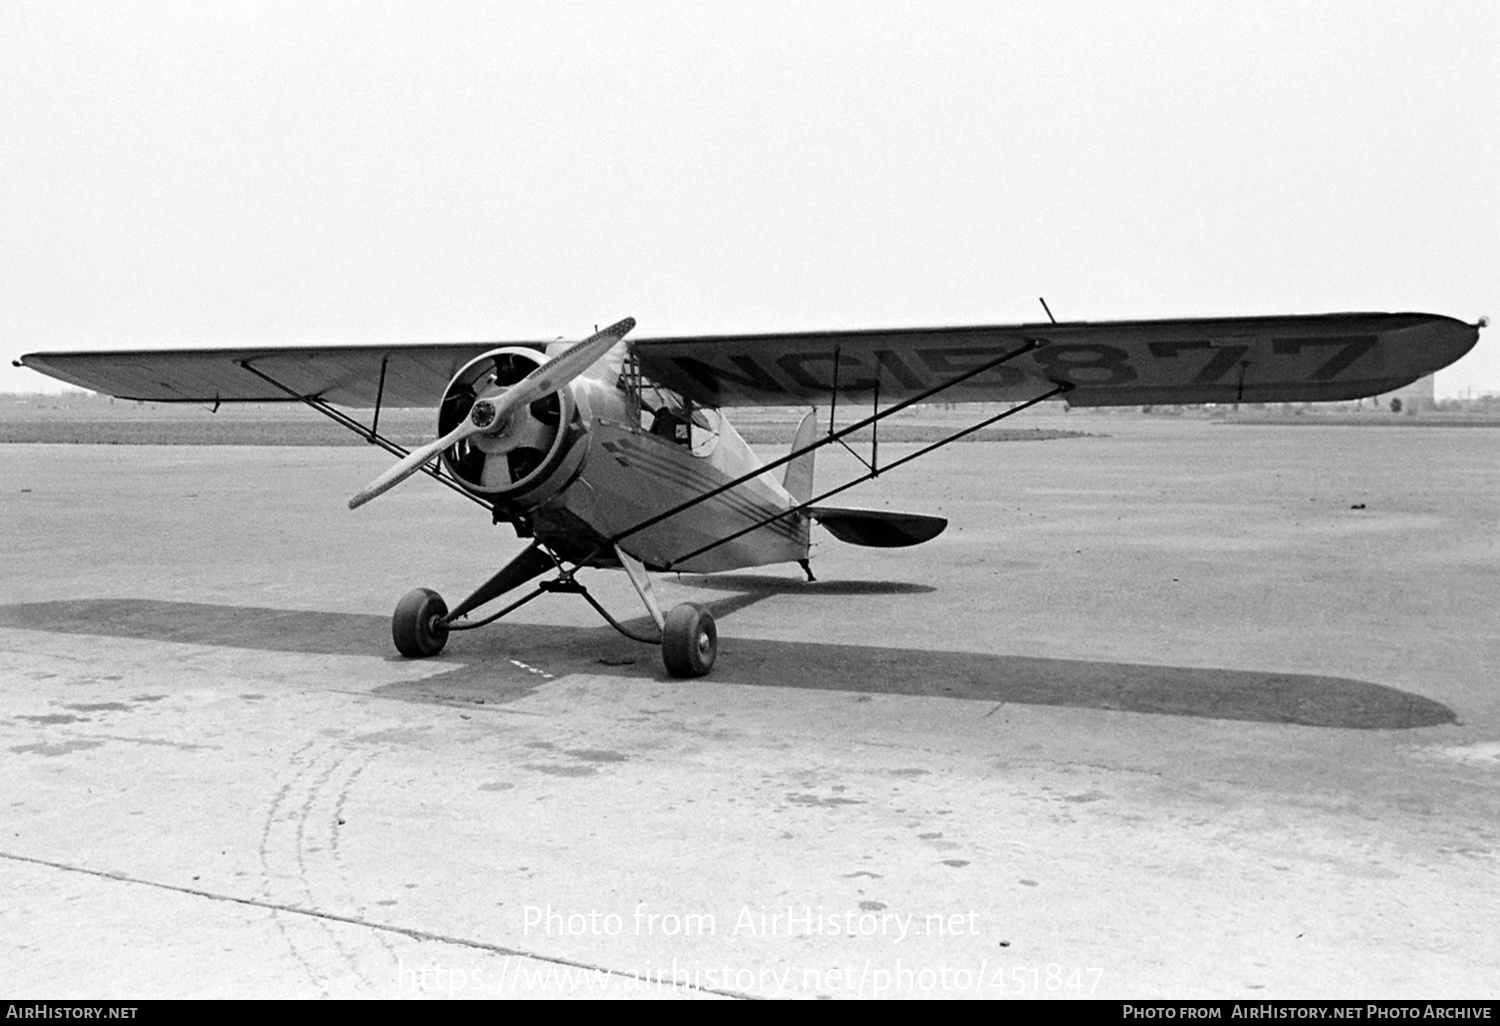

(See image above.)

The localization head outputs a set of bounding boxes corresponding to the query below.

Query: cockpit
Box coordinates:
[618,347,720,457]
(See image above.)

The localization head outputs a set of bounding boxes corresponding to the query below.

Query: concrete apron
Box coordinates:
[3,623,1495,1000]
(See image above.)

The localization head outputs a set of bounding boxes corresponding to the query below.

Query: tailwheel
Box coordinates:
[662,603,717,678]
[393,587,450,658]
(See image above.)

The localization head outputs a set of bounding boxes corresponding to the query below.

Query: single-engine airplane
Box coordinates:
[16,310,1484,677]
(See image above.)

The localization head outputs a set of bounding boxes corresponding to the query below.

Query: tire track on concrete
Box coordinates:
[291,744,378,993]
[263,738,401,995]
[258,737,330,995]
[325,756,403,967]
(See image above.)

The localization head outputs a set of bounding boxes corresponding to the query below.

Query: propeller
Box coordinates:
[348,317,635,510]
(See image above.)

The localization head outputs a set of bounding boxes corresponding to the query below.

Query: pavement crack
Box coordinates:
[0,849,751,999]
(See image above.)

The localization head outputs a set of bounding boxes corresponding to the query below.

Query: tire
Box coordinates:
[393,587,449,658]
[661,603,717,678]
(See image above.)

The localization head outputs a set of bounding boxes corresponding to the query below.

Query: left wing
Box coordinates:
[14,341,539,406]
[634,312,1481,408]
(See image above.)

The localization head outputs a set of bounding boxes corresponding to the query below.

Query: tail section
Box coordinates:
[782,409,818,505]
[780,408,947,554]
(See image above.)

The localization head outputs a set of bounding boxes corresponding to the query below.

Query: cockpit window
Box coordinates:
[617,346,719,456]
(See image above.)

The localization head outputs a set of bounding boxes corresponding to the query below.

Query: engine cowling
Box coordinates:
[436,347,586,502]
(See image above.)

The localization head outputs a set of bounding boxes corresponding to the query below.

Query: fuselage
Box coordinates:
[493,351,811,574]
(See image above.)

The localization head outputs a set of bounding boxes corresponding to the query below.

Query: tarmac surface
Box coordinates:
[2,413,1497,999]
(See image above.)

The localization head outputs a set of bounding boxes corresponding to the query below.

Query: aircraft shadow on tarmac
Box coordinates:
[0,597,1455,731]
[674,573,939,597]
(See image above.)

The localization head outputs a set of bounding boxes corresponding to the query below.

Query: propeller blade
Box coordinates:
[483,316,635,424]
[348,415,488,509]
[347,317,635,510]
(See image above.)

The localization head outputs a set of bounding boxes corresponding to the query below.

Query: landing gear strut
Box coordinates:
[389,546,720,678]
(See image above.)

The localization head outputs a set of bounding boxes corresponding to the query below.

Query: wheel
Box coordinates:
[661,603,717,678]
[392,587,449,658]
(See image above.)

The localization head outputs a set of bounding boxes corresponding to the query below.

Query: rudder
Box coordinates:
[782,409,818,505]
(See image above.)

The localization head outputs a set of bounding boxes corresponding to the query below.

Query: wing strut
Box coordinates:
[234,358,495,512]
[608,338,1050,551]
[658,379,1071,571]
[825,347,884,476]
[370,355,389,441]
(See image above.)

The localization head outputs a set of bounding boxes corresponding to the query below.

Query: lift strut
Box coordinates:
[235,358,494,511]
[607,339,1050,551]
[660,380,1072,570]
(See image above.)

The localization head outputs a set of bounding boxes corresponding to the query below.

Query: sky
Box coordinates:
[2,0,1495,397]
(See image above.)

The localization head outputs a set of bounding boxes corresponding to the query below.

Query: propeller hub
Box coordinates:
[470,399,498,429]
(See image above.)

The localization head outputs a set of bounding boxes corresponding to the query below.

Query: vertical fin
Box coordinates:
[782,409,818,505]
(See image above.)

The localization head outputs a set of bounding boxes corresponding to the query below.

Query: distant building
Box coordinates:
[1372,374,1435,413]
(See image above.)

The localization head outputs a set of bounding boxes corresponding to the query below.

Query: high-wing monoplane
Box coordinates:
[16,310,1483,676]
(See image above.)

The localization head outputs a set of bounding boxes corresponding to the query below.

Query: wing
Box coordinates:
[634,312,1482,408]
[14,341,546,406]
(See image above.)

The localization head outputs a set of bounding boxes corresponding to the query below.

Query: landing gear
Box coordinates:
[391,553,719,677]
[661,603,717,678]
[393,587,449,658]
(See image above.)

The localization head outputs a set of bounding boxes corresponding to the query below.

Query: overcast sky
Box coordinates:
[2,0,1495,396]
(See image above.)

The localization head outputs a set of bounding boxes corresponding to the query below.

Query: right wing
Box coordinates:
[634,312,1482,408]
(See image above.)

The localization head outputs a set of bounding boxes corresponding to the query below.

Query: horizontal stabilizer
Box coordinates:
[809,506,948,548]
